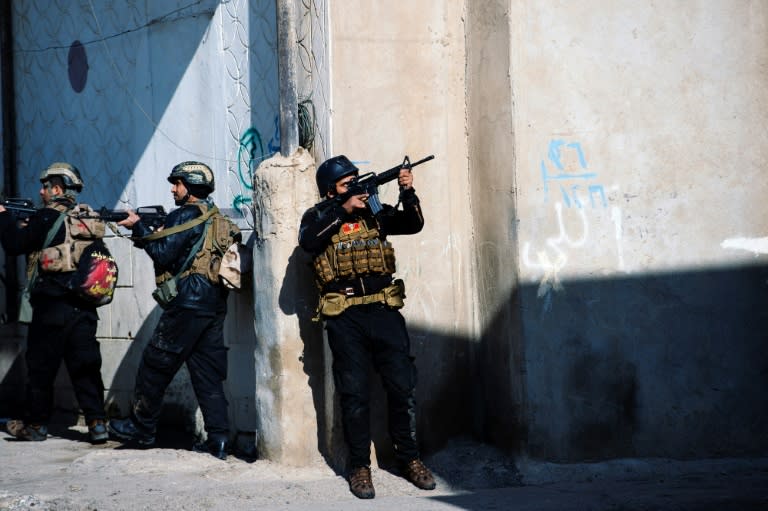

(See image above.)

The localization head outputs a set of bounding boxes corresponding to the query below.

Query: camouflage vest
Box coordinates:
[30,203,106,278]
[155,203,241,286]
[312,218,396,286]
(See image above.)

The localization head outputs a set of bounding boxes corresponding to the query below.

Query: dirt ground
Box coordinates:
[1,421,767,510]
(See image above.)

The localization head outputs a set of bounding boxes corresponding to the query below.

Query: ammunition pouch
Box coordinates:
[312,219,396,285]
[38,204,106,274]
[314,279,405,321]
[152,278,178,309]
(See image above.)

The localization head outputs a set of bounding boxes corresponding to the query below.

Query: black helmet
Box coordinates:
[168,161,215,193]
[316,155,358,196]
[39,162,84,192]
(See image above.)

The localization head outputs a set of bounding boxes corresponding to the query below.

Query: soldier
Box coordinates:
[298,155,436,499]
[0,162,108,444]
[108,161,239,460]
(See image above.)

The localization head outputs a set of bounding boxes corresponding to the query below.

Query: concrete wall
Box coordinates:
[2,0,766,465]
[327,2,478,458]
[505,0,768,459]
[0,0,279,450]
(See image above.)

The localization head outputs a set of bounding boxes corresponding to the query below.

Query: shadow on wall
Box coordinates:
[281,257,768,475]
[278,246,344,469]
[102,287,258,450]
[517,262,768,461]
[0,326,27,416]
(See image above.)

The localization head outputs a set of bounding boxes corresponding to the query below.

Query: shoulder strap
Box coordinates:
[141,205,218,242]
[44,212,67,249]
[171,218,211,281]
[25,212,67,291]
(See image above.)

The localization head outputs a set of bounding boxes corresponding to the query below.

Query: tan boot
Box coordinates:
[348,466,375,499]
[403,459,436,490]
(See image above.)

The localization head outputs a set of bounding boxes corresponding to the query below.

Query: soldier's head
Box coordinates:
[167,161,215,205]
[39,162,83,204]
[316,155,359,198]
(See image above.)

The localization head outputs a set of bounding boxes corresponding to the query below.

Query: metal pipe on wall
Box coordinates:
[276,0,299,156]
[0,0,19,322]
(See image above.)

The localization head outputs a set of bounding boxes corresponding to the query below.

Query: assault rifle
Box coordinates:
[319,154,435,215]
[96,205,167,230]
[0,197,37,222]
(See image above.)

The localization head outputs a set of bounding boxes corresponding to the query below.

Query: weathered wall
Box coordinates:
[465,0,526,452]
[327,2,476,457]
[2,0,766,466]
[0,0,279,450]
[509,0,768,459]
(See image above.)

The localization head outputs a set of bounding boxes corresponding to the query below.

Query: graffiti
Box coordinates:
[541,139,606,209]
[523,202,589,311]
[525,140,625,312]
[721,237,768,256]
[267,116,281,154]
[230,127,265,213]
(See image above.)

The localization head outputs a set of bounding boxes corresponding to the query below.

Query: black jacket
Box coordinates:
[0,198,96,312]
[299,188,424,254]
[133,200,228,313]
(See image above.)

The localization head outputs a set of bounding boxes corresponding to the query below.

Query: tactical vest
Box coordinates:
[312,218,396,286]
[155,203,241,286]
[31,203,106,278]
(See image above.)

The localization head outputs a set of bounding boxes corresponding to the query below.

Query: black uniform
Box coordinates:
[299,188,424,468]
[128,198,230,439]
[0,198,106,426]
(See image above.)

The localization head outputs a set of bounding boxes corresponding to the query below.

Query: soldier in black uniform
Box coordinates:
[108,162,236,460]
[0,163,108,444]
[299,155,436,499]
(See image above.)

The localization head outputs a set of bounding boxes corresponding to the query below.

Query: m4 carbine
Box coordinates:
[97,205,167,230]
[320,154,435,215]
[0,198,37,222]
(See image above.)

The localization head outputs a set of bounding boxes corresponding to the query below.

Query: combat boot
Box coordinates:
[12,423,48,441]
[88,419,108,444]
[107,417,155,446]
[348,466,375,499]
[192,435,228,460]
[402,458,436,490]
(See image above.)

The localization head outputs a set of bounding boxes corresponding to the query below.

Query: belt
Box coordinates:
[343,290,388,306]
[323,275,392,297]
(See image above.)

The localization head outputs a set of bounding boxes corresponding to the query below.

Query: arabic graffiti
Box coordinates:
[541,139,607,208]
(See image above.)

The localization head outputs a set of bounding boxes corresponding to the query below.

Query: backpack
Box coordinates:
[68,238,118,306]
[185,208,246,290]
[38,203,119,307]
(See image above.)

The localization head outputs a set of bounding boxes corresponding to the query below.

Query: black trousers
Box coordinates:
[325,303,420,468]
[25,302,105,424]
[131,307,229,438]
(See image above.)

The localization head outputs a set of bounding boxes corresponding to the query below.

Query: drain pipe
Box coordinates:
[0,0,19,322]
[276,0,299,156]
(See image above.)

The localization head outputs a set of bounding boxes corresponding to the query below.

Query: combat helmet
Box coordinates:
[39,162,84,192]
[168,161,215,193]
[316,155,359,196]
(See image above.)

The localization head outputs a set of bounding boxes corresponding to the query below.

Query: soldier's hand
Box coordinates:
[0,205,6,213]
[342,193,369,213]
[398,168,413,190]
[117,210,140,228]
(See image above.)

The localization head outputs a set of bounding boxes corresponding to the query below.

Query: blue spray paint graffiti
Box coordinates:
[232,127,264,211]
[231,118,281,212]
[541,139,607,208]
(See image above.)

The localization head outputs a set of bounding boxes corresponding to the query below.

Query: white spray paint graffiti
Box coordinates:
[523,202,589,311]
[721,237,768,256]
[524,140,625,312]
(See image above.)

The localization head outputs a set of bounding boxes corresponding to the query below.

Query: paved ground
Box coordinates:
[0,421,767,510]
